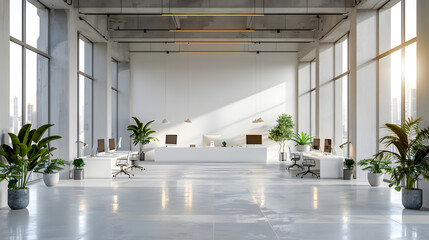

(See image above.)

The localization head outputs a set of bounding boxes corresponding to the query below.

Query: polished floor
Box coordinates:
[1,162,429,240]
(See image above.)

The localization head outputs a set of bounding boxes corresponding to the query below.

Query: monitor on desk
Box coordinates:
[203,134,222,147]
[166,135,178,145]
[324,139,332,153]
[313,138,320,151]
[246,135,262,145]
[97,139,105,153]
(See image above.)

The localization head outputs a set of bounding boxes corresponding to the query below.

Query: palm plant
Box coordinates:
[291,132,313,146]
[127,117,159,155]
[377,117,429,191]
[359,155,391,174]
[0,124,61,189]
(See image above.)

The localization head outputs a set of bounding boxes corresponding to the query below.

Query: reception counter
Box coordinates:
[155,147,267,163]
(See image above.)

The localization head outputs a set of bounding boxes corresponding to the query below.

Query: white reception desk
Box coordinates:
[301,152,345,179]
[155,147,267,163]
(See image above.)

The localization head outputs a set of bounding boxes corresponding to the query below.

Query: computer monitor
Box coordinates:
[313,138,320,150]
[108,138,115,151]
[246,135,262,145]
[324,139,332,153]
[97,139,105,153]
[202,134,222,147]
[166,135,178,145]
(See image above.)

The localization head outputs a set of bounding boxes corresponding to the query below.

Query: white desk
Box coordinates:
[301,152,345,179]
[155,147,267,163]
[82,151,131,178]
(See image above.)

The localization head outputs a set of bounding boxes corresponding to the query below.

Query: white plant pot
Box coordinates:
[43,172,60,187]
[367,173,384,187]
[296,145,310,152]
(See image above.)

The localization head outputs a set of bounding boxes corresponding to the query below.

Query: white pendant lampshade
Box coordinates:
[184,118,192,123]
[162,118,170,124]
[256,117,264,123]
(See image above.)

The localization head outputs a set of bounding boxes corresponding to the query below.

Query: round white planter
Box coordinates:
[43,172,60,187]
[296,145,310,152]
[367,173,384,187]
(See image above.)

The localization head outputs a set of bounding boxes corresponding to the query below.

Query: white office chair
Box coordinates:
[287,147,304,170]
[113,151,133,178]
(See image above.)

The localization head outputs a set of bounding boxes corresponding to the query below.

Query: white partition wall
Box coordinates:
[130,52,297,162]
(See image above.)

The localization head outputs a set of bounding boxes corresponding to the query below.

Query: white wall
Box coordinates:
[130,52,297,162]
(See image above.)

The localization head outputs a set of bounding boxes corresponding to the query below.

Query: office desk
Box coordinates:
[82,151,131,178]
[301,152,345,179]
[155,147,267,163]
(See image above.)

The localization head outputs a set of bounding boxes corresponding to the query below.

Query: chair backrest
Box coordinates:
[97,139,105,153]
[108,138,115,151]
[313,138,320,150]
[324,139,332,153]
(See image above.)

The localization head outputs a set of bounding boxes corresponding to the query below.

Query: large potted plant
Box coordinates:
[377,117,429,210]
[35,158,68,187]
[73,158,85,180]
[268,114,295,161]
[0,124,61,209]
[343,158,355,180]
[291,132,313,152]
[358,155,391,187]
[127,117,159,161]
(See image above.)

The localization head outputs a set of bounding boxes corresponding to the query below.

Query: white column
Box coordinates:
[0,0,10,208]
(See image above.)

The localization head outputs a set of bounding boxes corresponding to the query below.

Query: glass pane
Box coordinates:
[79,37,93,76]
[25,50,49,127]
[111,60,118,89]
[334,37,348,76]
[379,51,402,150]
[405,0,417,41]
[10,0,23,40]
[405,43,417,119]
[10,42,23,134]
[298,63,311,133]
[310,61,316,89]
[26,0,48,52]
[379,1,402,53]
[111,90,118,142]
[79,75,93,156]
[310,91,316,137]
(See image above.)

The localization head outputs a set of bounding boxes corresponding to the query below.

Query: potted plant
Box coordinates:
[127,117,159,161]
[222,141,227,147]
[35,158,69,187]
[343,158,355,180]
[268,114,295,161]
[358,155,391,187]
[291,132,313,152]
[0,124,61,209]
[377,117,429,210]
[73,158,85,180]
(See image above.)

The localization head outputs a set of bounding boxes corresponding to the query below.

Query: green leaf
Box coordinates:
[17,124,32,143]
[37,135,62,148]
[31,124,54,143]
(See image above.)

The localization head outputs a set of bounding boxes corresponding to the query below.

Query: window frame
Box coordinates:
[111,58,119,144]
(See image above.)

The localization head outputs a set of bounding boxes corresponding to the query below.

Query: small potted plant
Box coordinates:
[268,114,295,161]
[222,141,227,147]
[358,155,391,187]
[73,158,85,180]
[343,158,355,180]
[291,132,313,152]
[35,158,69,187]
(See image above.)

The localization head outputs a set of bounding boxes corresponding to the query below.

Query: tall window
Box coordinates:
[78,35,94,157]
[9,0,50,133]
[378,0,416,151]
[298,60,316,137]
[334,36,349,156]
[9,0,49,181]
[111,59,119,143]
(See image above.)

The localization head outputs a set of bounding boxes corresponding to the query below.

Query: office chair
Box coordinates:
[127,153,145,171]
[287,147,304,170]
[113,152,134,178]
[296,158,319,178]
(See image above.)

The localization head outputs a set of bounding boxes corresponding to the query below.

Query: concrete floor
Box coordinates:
[1,162,429,240]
